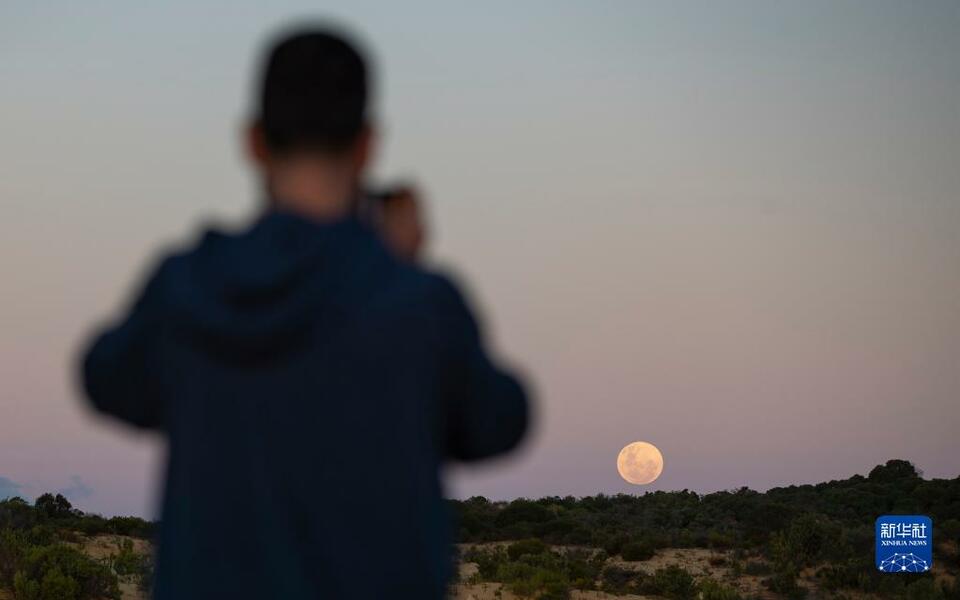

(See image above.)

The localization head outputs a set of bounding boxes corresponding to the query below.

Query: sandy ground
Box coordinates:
[457,544,781,600]
[0,534,151,600]
[118,581,149,600]
[608,546,722,576]
[78,534,152,560]
[608,547,779,599]
[451,582,655,600]
[13,537,943,599]
[78,534,151,600]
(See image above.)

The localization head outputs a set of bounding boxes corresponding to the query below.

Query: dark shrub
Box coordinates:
[698,577,742,600]
[507,538,549,561]
[601,564,638,594]
[620,540,655,561]
[646,565,696,600]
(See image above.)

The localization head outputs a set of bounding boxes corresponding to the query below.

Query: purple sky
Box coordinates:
[2,1,959,517]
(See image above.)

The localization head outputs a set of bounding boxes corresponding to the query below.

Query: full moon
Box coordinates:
[617,441,664,485]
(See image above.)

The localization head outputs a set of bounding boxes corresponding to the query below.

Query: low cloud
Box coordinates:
[0,476,24,500]
[58,475,94,502]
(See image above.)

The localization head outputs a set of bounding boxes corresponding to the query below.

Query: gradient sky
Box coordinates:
[2,1,959,517]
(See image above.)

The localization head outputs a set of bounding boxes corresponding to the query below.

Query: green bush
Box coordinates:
[728,560,742,578]
[2,540,119,600]
[602,533,629,556]
[764,564,806,600]
[600,564,637,594]
[13,571,40,600]
[507,539,549,561]
[941,580,960,600]
[538,581,571,600]
[905,578,945,600]
[109,538,145,577]
[620,540,655,561]
[14,565,84,600]
[40,568,81,600]
[646,564,696,599]
[463,546,508,580]
[815,557,878,593]
[743,560,771,576]
[698,577,742,600]
[770,514,837,568]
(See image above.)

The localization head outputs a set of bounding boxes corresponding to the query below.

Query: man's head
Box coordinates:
[248,28,373,202]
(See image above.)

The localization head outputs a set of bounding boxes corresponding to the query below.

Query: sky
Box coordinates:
[1,1,959,518]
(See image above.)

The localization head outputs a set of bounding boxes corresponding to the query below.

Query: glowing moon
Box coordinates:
[617,441,664,485]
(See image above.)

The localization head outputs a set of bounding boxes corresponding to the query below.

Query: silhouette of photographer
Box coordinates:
[80,26,529,600]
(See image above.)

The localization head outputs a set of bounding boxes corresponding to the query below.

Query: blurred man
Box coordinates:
[79,27,529,600]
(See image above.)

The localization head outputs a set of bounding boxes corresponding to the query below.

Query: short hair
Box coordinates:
[257,28,369,154]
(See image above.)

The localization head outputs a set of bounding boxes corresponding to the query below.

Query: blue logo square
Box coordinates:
[875,515,932,572]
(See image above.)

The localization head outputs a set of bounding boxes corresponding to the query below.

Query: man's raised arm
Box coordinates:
[434,276,530,461]
[79,261,169,430]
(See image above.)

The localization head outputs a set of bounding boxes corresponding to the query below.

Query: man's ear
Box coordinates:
[246,121,271,168]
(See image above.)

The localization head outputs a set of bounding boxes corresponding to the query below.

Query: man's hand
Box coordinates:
[378,185,426,261]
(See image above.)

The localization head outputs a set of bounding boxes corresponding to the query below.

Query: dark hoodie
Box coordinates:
[80,211,529,600]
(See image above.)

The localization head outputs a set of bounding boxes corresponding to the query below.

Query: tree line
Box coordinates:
[450,460,960,599]
[0,493,154,600]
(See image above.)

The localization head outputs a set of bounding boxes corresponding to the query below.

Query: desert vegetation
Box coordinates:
[0,494,153,600]
[0,460,957,599]
[450,460,960,599]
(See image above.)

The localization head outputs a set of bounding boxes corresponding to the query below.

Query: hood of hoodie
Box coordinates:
[160,211,387,363]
